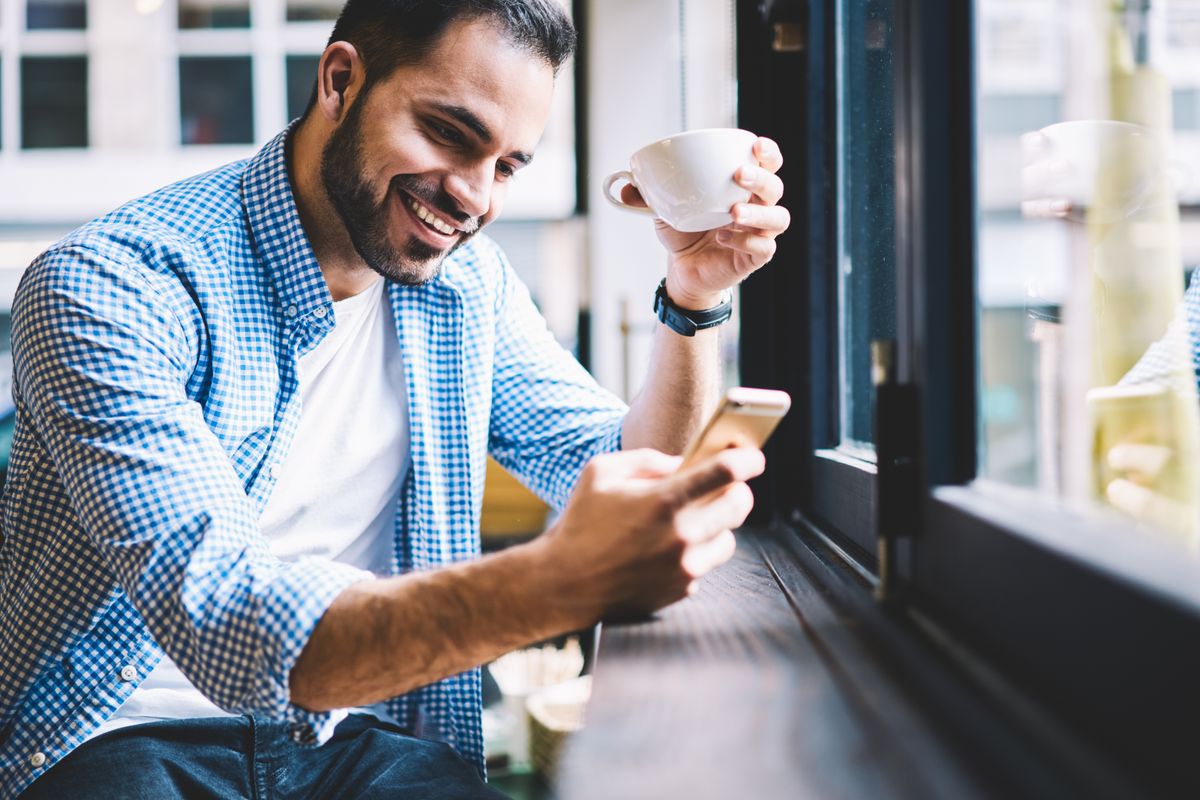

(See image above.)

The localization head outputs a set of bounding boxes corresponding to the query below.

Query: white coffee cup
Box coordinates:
[602,128,759,232]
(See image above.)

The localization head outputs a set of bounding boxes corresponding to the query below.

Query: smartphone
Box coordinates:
[679,387,792,469]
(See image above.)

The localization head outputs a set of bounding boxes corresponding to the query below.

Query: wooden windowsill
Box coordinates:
[555,528,988,800]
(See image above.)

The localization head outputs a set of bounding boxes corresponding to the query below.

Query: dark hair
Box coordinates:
[329,0,575,88]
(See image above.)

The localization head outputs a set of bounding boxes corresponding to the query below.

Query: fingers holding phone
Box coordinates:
[540,388,790,622]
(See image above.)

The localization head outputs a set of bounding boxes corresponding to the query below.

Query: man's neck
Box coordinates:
[288,118,380,302]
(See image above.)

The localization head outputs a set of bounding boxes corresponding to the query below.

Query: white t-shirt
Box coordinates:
[89,277,410,739]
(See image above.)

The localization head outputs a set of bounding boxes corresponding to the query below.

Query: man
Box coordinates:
[0,0,789,796]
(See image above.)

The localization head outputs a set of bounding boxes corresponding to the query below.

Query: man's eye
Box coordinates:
[430,122,464,145]
[497,162,516,179]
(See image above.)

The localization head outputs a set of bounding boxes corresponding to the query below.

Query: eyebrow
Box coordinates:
[430,102,533,166]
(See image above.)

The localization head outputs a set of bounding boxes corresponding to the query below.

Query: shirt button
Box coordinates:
[285,304,299,318]
[119,665,137,682]
[313,305,328,319]
[29,752,45,768]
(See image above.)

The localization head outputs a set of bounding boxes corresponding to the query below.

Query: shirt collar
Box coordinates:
[242,127,332,321]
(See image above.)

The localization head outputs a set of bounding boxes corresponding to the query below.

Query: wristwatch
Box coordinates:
[652,279,733,337]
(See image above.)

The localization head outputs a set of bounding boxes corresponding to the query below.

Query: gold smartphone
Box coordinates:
[679,387,792,469]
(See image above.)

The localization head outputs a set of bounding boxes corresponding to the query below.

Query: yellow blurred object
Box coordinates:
[489,639,586,767]
[1089,6,1178,385]
[480,457,550,539]
[527,676,592,783]
[1082,2,1200,545]
[1089,384,1200,545]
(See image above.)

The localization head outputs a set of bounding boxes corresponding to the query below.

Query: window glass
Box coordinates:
[178,0,250,29]
[286,55,319,123]
[837,0,897,451]
[179,56,253,144]
[286,0,341,23]
[977,0,1200,550]
[25,0,86,30]
[21,56,87,148]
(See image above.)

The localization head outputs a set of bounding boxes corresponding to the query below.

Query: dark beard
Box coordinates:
[318,96,477,286]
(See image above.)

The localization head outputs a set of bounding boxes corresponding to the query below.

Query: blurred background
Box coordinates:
[977,0,1200,492]
[0,0,741,406]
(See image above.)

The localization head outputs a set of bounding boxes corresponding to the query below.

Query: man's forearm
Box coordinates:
[621,321,722,454]
[290,537,588,711]
[291,444,765,712]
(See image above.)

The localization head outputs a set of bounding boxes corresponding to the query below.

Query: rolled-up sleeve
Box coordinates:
[486,249,627,508]
[11,244,371,736]
[1119,269,1200,392]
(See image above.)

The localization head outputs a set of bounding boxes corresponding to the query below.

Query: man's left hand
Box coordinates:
[624,136,789,309]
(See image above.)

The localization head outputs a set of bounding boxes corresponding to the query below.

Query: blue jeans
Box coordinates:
[22,714,508,799]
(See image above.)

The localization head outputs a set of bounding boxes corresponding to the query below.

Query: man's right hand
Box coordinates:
[292,446,763,711]
[538,446,765,623]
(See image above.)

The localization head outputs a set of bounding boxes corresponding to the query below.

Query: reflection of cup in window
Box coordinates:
[1089,382,1200,547]
[1019,120,1166,226]
[1025,120,1187,382]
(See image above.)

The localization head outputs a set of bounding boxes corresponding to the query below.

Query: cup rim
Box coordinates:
[633,127,757,157]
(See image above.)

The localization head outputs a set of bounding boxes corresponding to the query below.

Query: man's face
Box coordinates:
[319,18,556,285]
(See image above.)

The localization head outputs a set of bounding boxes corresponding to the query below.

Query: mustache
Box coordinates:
[391,175,481,234]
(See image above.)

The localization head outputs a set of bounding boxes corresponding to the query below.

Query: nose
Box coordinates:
[442,164,492,221]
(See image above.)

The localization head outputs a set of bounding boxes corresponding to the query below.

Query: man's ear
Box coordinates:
[316,42,364,123]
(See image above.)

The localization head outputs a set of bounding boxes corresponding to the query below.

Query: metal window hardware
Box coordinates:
[872,339,920,604]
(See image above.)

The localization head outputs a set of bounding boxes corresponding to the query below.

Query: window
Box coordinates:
[179,56,253,144]
[978,0,1200,550]
[740,0,1200,792]
[25,0,84,30]
[285,0,340,23]
[286,54,319,123]
[21,55,86,147]
[774,0,899,563]
[178,0,250,30]
[6,0,89,151]
[837,0,896,453]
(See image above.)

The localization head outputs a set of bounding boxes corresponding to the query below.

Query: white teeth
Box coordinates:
[408,198,457,236]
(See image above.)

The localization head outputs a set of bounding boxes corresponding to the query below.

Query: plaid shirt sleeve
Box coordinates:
[485,247,627,508]
[12,242,372,733]
[1119,269,1200,392]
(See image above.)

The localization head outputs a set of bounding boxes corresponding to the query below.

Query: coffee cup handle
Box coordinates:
[602,171,656,216]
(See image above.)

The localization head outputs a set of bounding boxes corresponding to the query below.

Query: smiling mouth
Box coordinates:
[401,191,462,237]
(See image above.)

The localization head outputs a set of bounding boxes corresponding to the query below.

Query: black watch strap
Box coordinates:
[652,279,733,337]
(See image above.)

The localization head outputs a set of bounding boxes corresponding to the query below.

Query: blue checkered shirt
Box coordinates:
[0,130,625,796]
[1120,269,1200,391]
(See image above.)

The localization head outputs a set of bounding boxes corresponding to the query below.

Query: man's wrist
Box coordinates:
[663,276,725,311]
[654,279,733,337]
[519,532,603,631]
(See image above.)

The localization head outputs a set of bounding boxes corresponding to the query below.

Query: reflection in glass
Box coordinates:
[838,0,896,450]
[286,0,342,22]
[179,57,253,145]
[21,56,88,148]
[286,55,320,123]
[977,0,1200,548]
[26,0,86,30]
[178,0,250,29]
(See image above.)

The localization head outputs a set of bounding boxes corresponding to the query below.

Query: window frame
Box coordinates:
[1,0,89,152]
[736,0,882,562]
[738,0,1200,794]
